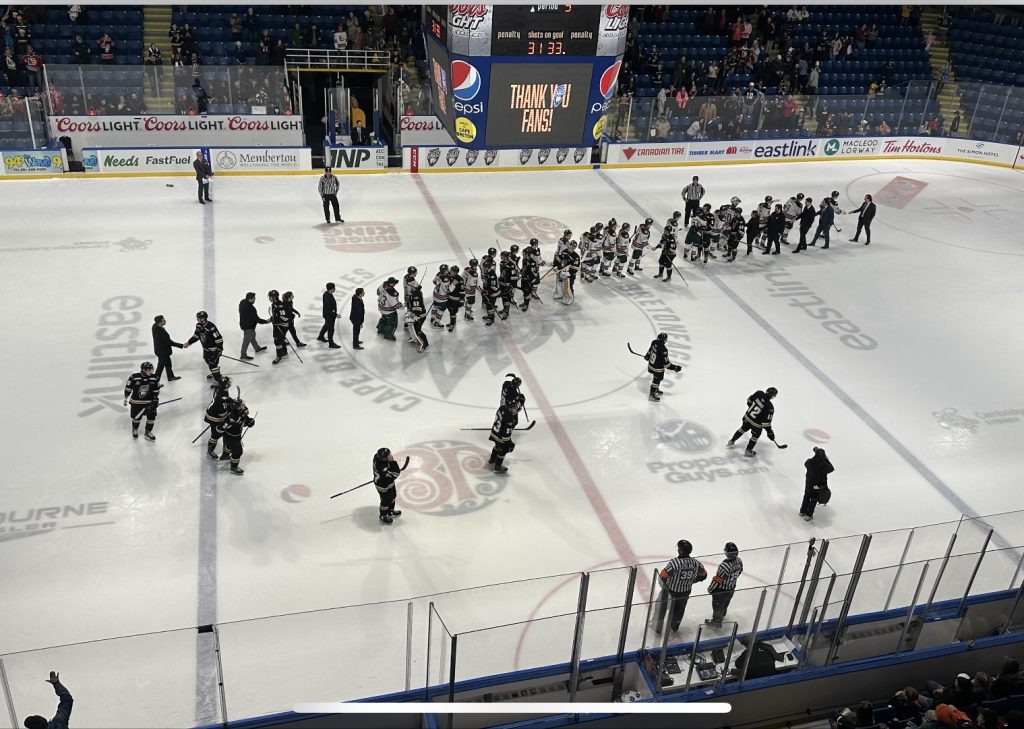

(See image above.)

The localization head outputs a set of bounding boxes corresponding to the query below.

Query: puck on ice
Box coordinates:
[281,483,311,503]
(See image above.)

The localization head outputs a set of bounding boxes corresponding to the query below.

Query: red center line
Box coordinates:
[413,174,640,569]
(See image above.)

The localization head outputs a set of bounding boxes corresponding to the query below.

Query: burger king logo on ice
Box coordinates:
[323,221,402,254]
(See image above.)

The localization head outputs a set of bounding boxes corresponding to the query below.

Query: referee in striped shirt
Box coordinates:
[653,539,707,635]
[318,167,344,224]
[705,542,743,629]
[681,175,705,226]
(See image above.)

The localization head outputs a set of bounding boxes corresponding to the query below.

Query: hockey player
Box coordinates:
[683,212,704,262]
[406,278,429,352]
[580,228,601,283]
[565,240,581,295]
[613,222,631,277]
[726,387,778,457]
[756,196,773,249]
[498,251,518,319]
[430,264,450,329]
[480,258,500,327]
[184,311,224,381]
[744,209,760,256]
[481,246,498,270]
[462,259,479,321]
[204,376,234,459]
[525,238,544,268]
[375,277,403,341]
[446,265,464,331]
[556,229,572,256]
[402,266,418,302]
[508,244,521,269]
[627,219,652,275]
[488,396,522,474]
[217,397,255,475]
[123,361,160,441]
[500,374,524,408]
[665,210,682,238]
[782,193,805,244]
[600,219,618,277]
[653,225,679,281]
[645,332,682,402]
[520,250,539,311]
[555,242,579,303]
[828,190,845,214]
[700,207,722,264]
[373,447,403,524]
[724,205,744,262]
[268,289,290,365]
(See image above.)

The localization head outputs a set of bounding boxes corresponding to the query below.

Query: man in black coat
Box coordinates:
[238,292,268,359]
[151,315,183,382]
[317,282,341,347]
[193,151,212,204]
[800,447,834,521]
[764,204,785,255]
[848,193,876,244]
[794,197,817,252]
[351,119,370,146]
[350,288,366,350]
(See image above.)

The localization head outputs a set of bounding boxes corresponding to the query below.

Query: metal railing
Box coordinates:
[3,510,1024,726]
[284,47,391,73]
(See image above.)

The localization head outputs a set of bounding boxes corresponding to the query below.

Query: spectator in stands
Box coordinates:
[229,13,242,44]
[349,20,363,51]
[806,64,819,95]
[910,5,922,26]
[875,119,891,135]
[334,23,348,51]
[351,119,369,146]
[144,42,163,94]
[257,36,271,65]
[190,53,202,82]
[893,686,932,722]
[168,22,181,59]
[2,46,22,87]
[180,24,196,58]
[176,92,195,115]
[992,657,1022,699]
[192,78,209,114]
[938,60,950,94]
[115,94,130,114]
[854,24,866,51]
[706,59,720,91]
[45,83,64,113]
[685,118,705,140]
[950,111,960,135]
[796,56,808,92]
[69,33,90,65]
[866,24,879,49]
[853,700,875,727]
[900,5,912,25]
[697,97,717,127]
[924,30,936,51]
[0,90,11,118]
[308,24,322,50]
[233,40,246,65]
[880,59,896,85]
[22,671,72,729]
[288,22,305,49]
[98,33,115,65]
[272,39,286,65]
[12,20,30,55]
[68,4,83,24]
[244,7,259,43]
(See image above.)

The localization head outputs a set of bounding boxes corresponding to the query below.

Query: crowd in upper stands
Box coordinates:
[830,656,1024,728]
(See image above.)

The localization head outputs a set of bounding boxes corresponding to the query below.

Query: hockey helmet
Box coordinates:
[672,210,681,219]
[608,217,617,226]
[385,277,399,286]
[509,244,520,254]
[657,332,668,341]
[764,195,773,203]
[796,192,805,200]
[450,265,460,275]
[468,258,479,268]
[141,361,155,372]
[621,222,630,230]
[563,229,572,237]
[643,218,653,227]
[506,373,522,386]
[407,265,418,275]
[730,196,741,206]
[375,447,391,460]
[438,264,449,274]
[529,238,539,246]
[590,225,600,235]
[487,247,498,257]
[766,386,778,398]
[664,225,673,233]
[500,250,510,259]
[594,222,604,230]
[677,539,693,556]
[268,289,280,299]
[196,310,208,320]
[218,376,232,389]
[702,203,712,211]
[569,240,578,248]
[831,190,840,198]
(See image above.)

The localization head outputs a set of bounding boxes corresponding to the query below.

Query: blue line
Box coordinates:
[596,170,979,521]
[196,195,220,725]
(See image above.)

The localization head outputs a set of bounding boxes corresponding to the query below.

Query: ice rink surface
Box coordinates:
[2,158,1024,723]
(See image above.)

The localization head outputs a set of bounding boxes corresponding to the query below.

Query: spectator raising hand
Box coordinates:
[23,671,73,729]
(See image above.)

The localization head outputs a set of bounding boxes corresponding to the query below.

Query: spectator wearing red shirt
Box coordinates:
[21,44,44,90]
[98,33,116,64]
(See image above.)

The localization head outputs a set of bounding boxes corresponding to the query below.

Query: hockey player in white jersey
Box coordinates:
[781,193,804,244]
[600,219,618,277]
[430,265,450,329]
[462,259,480,321]
[756,196,773,249]
[556,229,572,256]
[613,222,631,277]
[627,219,652,275]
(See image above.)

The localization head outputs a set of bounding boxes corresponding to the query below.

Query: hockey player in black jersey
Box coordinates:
[204,376,234,459]
[406,278,429,353]
[726,387,778,457]
[645,333,682,401]
[268,290,290,364]
[520,252,539,311]
[488,396,522,474]
[652,227,679,282]
[185,311,224,381]
[123,361,161,440]
[446,265,465,332]
[500,374,524,409]
[498,251,518,319]
[373,447,402,524]
[481,258,500,326]
[217,398,255,474]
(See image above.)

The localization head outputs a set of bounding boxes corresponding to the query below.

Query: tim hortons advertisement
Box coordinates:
[47,115,305,158]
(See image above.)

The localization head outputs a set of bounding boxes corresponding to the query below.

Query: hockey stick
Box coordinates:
[771,439,789,449]
[274,325,305,363]
[241,410,259,439]
[219,354,260,367]
[158,397,183,406]
[832,223,843,232]
[191,424,212,444]
[460,420,537,431]
[671,261,690,287]
[130,397,182,423]
[330,456,410,499]
[627,343,646,358]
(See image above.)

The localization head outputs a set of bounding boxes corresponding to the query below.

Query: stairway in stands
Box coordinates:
[920,7,968,136]
[142,6,175,113]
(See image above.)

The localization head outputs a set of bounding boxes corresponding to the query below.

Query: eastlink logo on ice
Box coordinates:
[753,140,818,159]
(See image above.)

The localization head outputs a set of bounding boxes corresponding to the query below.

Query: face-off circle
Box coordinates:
[803,429,831,444]
[399,441,507,517]
[494,216,570,245]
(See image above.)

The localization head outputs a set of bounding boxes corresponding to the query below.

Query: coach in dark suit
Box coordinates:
[152,315,183,382]
[350,288,365,350]
[849,194,877,245]
[193,151,212,204]
[317,282,341,347]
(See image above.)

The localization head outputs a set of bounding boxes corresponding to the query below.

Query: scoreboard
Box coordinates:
[423,4,628,149]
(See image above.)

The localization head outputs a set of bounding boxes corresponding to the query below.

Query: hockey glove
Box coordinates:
[507,441,516,452]
[670,364,682,372]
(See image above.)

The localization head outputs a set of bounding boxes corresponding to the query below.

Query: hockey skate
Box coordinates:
[220,452,231,461]
[389,509,402,517]
[447,322,456,333]
[143,431,156,442]
[649,390,661,402]
[464,311,474,321]
[492,464,508,474]
[230,465,245,475]
[272,355,287,365]
[744,449,757,458]
[207,449,219,460]
[725,441,736,448]
[379,513,393,524]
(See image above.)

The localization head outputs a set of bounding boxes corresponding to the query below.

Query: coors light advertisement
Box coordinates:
[597,5,629,57]
[448,4,493,56]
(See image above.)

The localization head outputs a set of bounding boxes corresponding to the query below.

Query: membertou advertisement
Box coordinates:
[405,145,591,172]
[398,115,456,145]
[47,115,304,159]
[211,147,312,173]
[1,148,67,175]
[324,145,388,170]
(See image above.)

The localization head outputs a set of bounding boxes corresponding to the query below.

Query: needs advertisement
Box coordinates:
[405,145,591,172]
[81,148,194,173]
[0,148,67,175]
[48,115,304,158]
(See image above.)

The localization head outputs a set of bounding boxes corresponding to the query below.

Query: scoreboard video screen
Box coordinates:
[485,63,593,147]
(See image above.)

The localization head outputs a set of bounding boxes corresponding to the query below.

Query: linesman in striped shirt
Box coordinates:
[705,542,744,629]
[654,539,707,635]
[681,175,705,226]
[318,167,344,224]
